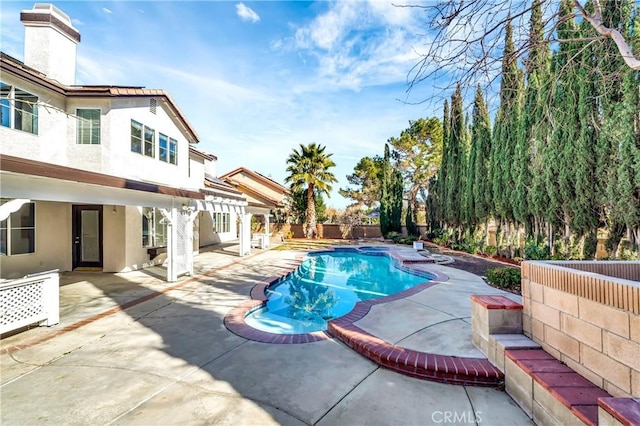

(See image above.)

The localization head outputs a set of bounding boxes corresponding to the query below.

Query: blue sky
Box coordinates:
[1,1,443,209]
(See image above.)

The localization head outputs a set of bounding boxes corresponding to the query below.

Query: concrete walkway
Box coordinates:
[1,244,531,425]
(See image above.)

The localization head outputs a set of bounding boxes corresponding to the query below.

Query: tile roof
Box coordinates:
[219,166,290,194]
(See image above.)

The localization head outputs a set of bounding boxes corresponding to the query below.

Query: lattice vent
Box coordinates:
[1,281,44,327]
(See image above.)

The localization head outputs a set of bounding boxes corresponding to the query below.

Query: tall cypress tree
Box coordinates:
[445,84,466,236]
[492,21,520,222]
[438,100,451,227]
[380,144,392,236]
[543,0,579,251]
[492,20,522,254]
[390,168,404,233]
[465,111,479,228]
[514,0,547,235]
[596,0,634,257]
[607,5,639,255]
[469,85,493,231]
[571,15,600,246]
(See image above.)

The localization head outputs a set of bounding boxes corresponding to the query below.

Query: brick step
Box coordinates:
[505,349,617,425]
[327,320,504,387]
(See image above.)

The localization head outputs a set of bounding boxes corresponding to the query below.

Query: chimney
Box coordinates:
[20,4,80,85]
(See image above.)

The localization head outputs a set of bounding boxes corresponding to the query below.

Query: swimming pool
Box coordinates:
[244,247,435,334]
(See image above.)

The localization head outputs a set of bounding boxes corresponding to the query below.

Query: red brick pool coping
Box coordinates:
[223,252,505,387]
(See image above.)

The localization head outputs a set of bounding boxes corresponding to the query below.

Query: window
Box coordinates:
[150,98,157,114]
[159,134,177,165]
[131,120,142,154]
[0,82,38,135]
[159,133,168,162]
[212,212,230,233]
[142,207,168,247]
[1,84,10,128]
[169,138,178,165]
[0,200,35,255]
[144,125,155,157]
[76,109,101,144]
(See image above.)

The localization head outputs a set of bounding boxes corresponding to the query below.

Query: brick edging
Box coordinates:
[327,319,504,386]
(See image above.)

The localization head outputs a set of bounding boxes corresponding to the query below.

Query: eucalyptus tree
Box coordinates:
[285,143,337,239]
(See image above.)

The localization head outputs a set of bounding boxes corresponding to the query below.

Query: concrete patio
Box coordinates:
[1,243,531,425]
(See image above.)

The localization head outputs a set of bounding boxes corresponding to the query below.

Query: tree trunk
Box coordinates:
[484,220,489,246]
[634,227,640,260]
[564,220,572,259]
[306,184,317,238]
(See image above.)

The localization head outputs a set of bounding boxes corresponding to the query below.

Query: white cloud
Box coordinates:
[285,1,427,93]
[71,18,84,26]
[236,3,260,23]
[102,7,112,15]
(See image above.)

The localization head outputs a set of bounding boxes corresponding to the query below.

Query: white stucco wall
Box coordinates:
[100,98,193,188]
[122,206,158,272]
[23,7,78,85]
[0,75,200,191]
[0,201,72,279]
[102,204,126,272]
[189,156,206,189]
[198,210,240,247]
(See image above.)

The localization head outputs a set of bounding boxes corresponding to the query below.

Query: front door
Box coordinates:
[72,205,103,269]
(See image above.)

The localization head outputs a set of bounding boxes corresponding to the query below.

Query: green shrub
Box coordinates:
[450,243,465,251]
[464,240,480,254]
[385,231,401,241]
[486,268,521,290]
[524,240,550,260]
[483,245,498,257]
[401,236,417,244]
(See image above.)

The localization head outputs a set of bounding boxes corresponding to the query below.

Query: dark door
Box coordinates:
[72,205,103,269]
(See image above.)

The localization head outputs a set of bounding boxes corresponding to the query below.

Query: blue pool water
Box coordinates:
[245,248,434,334]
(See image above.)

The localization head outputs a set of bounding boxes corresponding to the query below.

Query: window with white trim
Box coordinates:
[76,109,101,144]
[144,125,155,157]
[169,137,177,165]
[212,212,230,233]
[142,207,168,247]
[0,200,35,255]
[1,82,38,135]
[131,120,143,154]
[159,134,178,165]
[159,133,168,162]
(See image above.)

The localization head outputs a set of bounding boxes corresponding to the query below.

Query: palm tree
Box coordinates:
[285,143,337,238]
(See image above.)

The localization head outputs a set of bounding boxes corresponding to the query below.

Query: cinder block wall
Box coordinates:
[521,261,640,398]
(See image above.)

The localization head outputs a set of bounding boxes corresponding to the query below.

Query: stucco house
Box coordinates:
[1,4,252,282]
[220,167,291,245]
